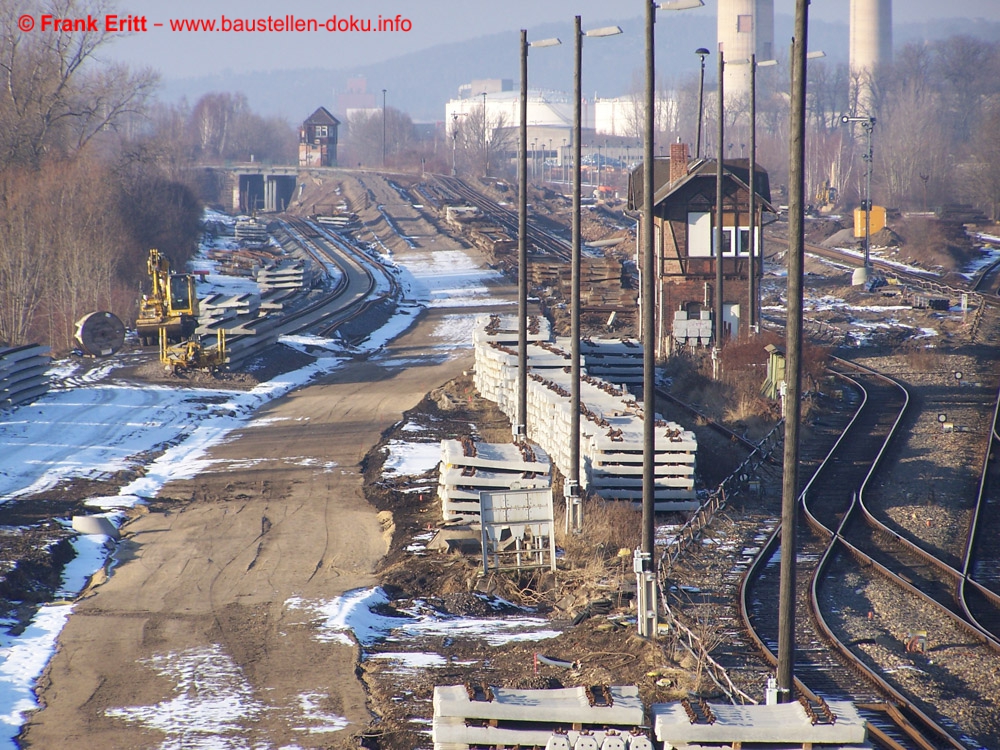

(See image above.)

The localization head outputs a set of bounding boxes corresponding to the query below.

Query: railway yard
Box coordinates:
[2,169,1000,749]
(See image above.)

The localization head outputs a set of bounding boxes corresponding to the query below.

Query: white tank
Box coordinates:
[718,0,774,101]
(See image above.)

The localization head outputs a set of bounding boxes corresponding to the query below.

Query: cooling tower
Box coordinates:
[717,0,774,101]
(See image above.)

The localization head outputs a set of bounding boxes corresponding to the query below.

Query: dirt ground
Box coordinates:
[19,173,515,749]
[12,176,1000,749]
[21,330,484,749]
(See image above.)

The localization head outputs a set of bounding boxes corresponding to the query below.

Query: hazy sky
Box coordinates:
[98,0,1000,79]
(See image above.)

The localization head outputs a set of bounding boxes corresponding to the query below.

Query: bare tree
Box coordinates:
[42,156,126,349]
[875,80,947,208]
[965,108,1000,220]
[0,169,52,344]
[454,105,515,179]
[0,0,157,165]
[930,35,1000,146]
[341,106,415,168]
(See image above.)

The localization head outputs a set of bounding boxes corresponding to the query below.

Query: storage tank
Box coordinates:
[717,0,774,101]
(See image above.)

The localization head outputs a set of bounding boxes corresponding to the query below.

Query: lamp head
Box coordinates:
[841,114,850,124]
[584,26,622,39]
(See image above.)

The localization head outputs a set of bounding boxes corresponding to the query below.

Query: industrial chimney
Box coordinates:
[850,0,892,116]
[717,0,774,101]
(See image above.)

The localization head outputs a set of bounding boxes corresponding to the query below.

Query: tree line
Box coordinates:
[0,0,296,353]
[672,34,1000,218]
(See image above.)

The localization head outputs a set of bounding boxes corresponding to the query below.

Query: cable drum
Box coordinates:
[74,311,126,356]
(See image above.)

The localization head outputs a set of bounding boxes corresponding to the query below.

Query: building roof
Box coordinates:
[626,157,674,210]
[303,106,340,127]
[628,157,773,213]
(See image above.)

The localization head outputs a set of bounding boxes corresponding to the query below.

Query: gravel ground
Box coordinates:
[823,556,1000,749]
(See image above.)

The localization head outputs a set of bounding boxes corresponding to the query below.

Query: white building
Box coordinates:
[593,94,679,137]
[850,0,892,116]
[445,89,578,141]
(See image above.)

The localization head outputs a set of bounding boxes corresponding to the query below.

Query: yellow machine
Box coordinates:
[159,328,227,373]
[136,249,199,346]
[815,180,838,212]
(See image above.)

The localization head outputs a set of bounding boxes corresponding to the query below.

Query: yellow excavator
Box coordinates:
[136,249,199,346]
[137,248,226,371]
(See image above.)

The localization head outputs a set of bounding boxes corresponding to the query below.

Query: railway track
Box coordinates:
[769,235,998,312]
[433,174,572,261]
[731,359,1000,749]
[276,217,397,341]
[210,216,391,367]
[962,384,1000,639]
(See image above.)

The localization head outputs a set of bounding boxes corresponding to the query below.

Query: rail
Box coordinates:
[736,360,972,748]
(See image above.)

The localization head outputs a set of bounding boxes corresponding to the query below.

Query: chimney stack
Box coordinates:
[670,141,690,184]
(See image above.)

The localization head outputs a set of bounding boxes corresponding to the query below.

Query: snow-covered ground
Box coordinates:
[0,211,991,747]
[0,212,509,747]
[760,229,999,346]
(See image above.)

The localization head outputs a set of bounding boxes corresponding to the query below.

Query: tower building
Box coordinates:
[850,0,893,116]
[717,0,774,101]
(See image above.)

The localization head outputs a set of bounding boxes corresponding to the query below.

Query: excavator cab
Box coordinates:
[169,274,195,315]
[136,249,199,346]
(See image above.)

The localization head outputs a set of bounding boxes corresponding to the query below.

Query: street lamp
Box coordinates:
[732,53,820,333]
[714,44,726,353]
[695,47,710,159]
[482,91,489,177]
[749,57,777,332]
[569,16,622,534]
[841,113,877,285]
[517,32,561,441]
[743,56,777,334]
[777,0,814,702]
[641,0,705,639]
[382,88,387,168]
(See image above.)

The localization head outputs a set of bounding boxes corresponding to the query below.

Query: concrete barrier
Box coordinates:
[472,316,698,509]
[438,440,551,521]
[433,685,648,750]
[71,515,120,540]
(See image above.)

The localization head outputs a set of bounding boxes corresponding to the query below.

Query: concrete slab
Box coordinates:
[434,684,645,725]
[651,700,870,748]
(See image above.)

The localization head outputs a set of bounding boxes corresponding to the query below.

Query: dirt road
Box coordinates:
[23,348,465,748]
[23,187,508,748]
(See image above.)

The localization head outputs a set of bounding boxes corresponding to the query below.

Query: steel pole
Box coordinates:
[570,16,583,510]
[714,47,725,347]
[641,0,656,566]
[749,54,757,332]
[777,0,810,701]
[517,30,529,440]
[864,122,873,268]
[696,52,707,159]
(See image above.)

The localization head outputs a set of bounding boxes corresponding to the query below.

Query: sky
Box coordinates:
[95,0,1000,80]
